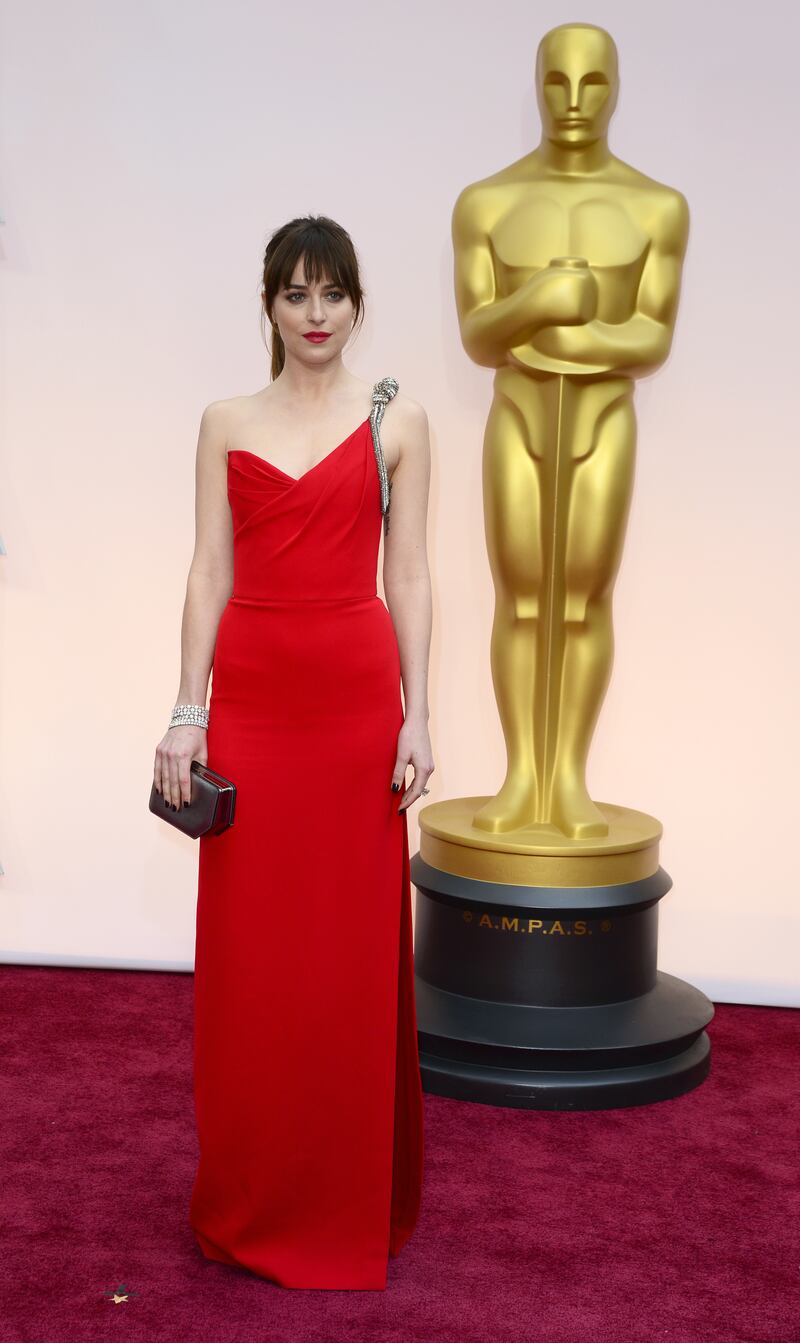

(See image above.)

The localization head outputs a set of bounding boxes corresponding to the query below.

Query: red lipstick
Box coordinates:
[303,332,331,343]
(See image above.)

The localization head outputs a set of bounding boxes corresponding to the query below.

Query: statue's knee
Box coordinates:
[513,593,540,621]
[564,592,611,626]
[503,592,610,625]
[564,591,588,624]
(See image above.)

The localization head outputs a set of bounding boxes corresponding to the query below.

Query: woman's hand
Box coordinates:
[153,725,208,811]
[391,716,435,813]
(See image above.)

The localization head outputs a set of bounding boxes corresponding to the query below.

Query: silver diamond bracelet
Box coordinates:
[169,703,209,730]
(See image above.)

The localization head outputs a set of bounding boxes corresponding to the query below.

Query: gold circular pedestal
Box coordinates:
[418,797,662,888]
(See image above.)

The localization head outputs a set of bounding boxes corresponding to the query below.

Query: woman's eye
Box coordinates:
[285,291,343,302]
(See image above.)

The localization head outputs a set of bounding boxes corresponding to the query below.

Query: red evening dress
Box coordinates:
[189,377,424,1289]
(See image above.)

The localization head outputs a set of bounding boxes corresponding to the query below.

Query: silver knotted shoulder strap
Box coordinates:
[369,376,399,533]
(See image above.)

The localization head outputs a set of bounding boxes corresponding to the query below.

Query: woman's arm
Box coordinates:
[382,398,435,811]
[154,401,233,809]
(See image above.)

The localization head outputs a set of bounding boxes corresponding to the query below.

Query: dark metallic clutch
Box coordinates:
[148,760,237,838]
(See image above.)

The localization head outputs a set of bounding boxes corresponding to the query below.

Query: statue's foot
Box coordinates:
[472,773,538,834]
[550,776,609,840]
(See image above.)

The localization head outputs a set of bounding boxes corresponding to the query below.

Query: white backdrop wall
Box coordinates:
[1,0,798,1005]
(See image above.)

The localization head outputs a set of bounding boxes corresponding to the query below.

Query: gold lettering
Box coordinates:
[574,920,587,936]
[501,916,519,931]
[528,919,543,933]
[479,913,494,928]
[550,920,565,935]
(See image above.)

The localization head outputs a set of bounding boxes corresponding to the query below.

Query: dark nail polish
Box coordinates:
[172,804,177,811]
[164,798,169,807]
[391,782,400,792]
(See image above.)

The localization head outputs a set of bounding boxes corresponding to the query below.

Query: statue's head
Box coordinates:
[535,23,619,146]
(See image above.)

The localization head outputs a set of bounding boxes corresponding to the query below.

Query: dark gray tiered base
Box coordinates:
[410,855,714,1110]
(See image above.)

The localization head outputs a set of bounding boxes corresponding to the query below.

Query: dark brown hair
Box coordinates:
[260,216,366,381]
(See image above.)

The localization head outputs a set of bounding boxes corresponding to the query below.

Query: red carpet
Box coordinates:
[0,964,796,1341]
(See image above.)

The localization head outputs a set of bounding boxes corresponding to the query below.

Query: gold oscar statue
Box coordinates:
[421,20,689,886]
[411,23,712,1108]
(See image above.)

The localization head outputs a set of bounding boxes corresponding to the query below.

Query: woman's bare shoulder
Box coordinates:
[199,390,272,443]
[377,386,429,479]
[202,390,265,421]
[387,387,429,435]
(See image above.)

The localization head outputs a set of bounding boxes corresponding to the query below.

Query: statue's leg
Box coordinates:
[550,393,637,838]
[472,388,544,833]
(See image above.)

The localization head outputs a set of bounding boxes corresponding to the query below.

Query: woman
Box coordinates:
[152,215,434,1290]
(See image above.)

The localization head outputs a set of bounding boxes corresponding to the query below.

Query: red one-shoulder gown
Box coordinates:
[189,378,424,1289]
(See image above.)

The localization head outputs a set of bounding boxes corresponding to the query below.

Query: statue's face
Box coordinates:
[536,26,618,145]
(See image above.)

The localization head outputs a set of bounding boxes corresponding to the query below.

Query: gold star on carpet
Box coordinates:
[101,1282,138,1303]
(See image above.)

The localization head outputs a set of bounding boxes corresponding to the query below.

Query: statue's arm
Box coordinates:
[452,188,554,367]
[534,190,690,375]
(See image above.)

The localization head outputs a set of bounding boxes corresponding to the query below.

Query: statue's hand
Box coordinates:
[521,259,598,328]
